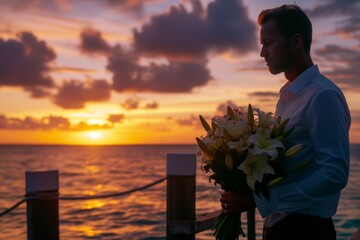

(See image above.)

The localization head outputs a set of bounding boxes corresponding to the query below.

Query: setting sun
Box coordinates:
[86,132,102,140]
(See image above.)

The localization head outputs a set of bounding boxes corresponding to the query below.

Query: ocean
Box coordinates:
[0,144,359,239]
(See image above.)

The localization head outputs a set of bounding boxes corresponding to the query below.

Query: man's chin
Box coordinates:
[268,67,282,75]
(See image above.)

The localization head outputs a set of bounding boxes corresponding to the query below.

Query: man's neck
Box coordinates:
[284,54,314,82]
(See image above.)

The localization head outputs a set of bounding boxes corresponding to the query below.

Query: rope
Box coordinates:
[0,198,27,217]
[0,177,166,217]
[59,177,166,200]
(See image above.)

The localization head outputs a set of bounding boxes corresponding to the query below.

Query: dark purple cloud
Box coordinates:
[305,0,359,18]
[107,45,212,93]
[79,28,111,56]
[0,32,56,96]
[328,16,360,42]
[24,86,52,98]
[305,0,360,42]
[315,45,360,90]
[133,0,257,59]
[53,79,112,109]
[0,114,112,130]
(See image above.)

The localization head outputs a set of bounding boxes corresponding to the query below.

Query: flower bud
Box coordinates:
[284,144,303,157]
[225,154,233,169]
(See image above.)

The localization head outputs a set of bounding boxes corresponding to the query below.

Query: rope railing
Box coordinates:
[0,176,166,217]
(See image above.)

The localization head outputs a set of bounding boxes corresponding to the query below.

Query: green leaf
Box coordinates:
[211,121,218,132]
[276,118,290,136]
[267,177,284,187]
[227,106,236,119]
[282,126,295,138]
[247,104,254,131]
[199,115,211,132]
[196,137,215,157]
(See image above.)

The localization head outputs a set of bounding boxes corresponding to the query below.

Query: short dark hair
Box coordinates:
[258,4,312,52]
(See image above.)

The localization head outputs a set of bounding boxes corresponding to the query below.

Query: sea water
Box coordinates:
[0,144,359,239]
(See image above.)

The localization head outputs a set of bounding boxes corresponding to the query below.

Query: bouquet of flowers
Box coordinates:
[196,104,305,240]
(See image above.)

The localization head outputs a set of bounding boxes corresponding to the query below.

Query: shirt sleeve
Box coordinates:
[257,89,351,216]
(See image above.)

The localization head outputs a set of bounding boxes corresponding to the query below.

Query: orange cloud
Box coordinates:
[0,114,114,131]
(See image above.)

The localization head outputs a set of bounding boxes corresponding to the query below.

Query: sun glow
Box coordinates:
[86,132,102,140]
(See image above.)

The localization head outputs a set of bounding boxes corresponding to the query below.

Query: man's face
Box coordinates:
[260,20,293,75]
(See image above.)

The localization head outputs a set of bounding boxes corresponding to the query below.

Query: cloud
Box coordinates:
[328,16,360,41]
[0,32,56,96]
[248,91,279,100]
[0,114,112,131]
[107,114,125,124]
[237,60,268,72]
[107,45,212,93]
[144,101,159,109]
[79,28,111,56]
[0,0,146,15]
[305,0,360,42]
[176,115,200,127]
[0,0,69,11]
[216,100,245,114]
[121,97,140,110]
[133,0,257,60]
[53,79,112,109]
[351,110,360,122]
[103,0,145,16]
[305,0,360,18]
[51,67,98,74]
[314,45,360,90]
[121,97,159,110]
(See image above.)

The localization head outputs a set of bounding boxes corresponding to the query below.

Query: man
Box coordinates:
[220,4,351,240]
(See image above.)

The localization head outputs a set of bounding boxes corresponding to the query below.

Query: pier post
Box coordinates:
[247,208,256,240]
[166,153,196,240]
[26,170,59,240]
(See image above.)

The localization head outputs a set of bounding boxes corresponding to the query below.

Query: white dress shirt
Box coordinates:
[254,65,351,227]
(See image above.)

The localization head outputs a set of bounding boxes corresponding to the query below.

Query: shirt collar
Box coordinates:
[279,65,320,100]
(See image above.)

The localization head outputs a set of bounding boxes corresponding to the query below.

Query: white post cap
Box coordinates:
[26,170,59,193]
[166,153,196,176]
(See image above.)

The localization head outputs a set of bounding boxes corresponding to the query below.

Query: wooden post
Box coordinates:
[166,153,196,240]
[247,208,256,240]
[26,170,60,240]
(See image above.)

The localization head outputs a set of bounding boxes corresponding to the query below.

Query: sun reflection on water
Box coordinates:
[69,225,102,237]
[81,199,106,210]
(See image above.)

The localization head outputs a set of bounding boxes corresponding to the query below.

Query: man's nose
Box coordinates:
[260,46,267,58]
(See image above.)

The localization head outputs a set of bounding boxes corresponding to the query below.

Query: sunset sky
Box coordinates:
[0,0,359,145]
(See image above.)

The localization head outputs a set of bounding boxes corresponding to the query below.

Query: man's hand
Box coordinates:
[220,191,256,214]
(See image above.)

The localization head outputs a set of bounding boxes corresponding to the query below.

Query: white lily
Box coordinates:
[238,153,275,190]
[216,119,248,139]
[248,128,284,160]
[202,133,222,150]
[254,108,275,128]
[228,131,249,149]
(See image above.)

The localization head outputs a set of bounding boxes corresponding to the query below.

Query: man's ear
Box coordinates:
[292,33,303,50]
